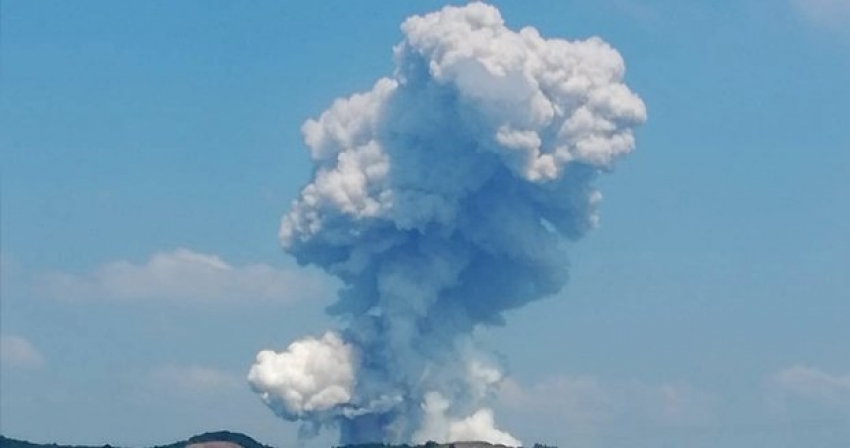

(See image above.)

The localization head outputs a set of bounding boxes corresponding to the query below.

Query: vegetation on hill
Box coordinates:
[186,431,270,448]
[0,431,269,448]
[0,432,555,448]
[0,436,119,448]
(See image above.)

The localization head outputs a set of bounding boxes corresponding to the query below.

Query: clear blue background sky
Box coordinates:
[2,1,848,447]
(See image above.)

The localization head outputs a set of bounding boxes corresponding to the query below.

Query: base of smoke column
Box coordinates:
[426,442,516,448]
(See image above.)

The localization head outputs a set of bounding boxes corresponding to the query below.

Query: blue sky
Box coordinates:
[1,1,849,447]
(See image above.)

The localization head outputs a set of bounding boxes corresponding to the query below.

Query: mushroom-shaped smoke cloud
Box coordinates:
[249,2,645,445]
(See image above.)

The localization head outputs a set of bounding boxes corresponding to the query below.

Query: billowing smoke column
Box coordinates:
[249,2,645,445]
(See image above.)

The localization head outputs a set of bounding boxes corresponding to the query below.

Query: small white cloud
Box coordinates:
[768,365,850,409]
[149,364,242,394]
[0,334,46,369]
[791,0,850,28]
[36,248,332,303]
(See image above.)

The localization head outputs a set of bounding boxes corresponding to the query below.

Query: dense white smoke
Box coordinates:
[414,392,521,447]
[248,332,356,420]
[249,2,645,445]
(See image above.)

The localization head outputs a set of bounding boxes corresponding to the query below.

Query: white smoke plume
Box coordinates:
[414,392,521,447]
[249,332,357,421]
[249,2,645,445]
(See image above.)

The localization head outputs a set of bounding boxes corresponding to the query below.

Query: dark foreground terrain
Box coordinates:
[0,431,554,448]
[0,431,268,448]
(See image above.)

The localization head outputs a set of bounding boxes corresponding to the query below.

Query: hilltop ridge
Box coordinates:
[0,432,554,448]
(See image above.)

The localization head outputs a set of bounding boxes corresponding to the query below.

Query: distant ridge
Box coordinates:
[0,432,553,448]
[0,431,270,448]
